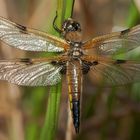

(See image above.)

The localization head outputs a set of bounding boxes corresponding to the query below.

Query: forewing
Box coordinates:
[83,25,140,55]
[0,17,69,52]
[83,56,140,86]
[0,59,63,86]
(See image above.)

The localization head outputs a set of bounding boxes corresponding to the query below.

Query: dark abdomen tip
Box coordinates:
[72,100,80,133]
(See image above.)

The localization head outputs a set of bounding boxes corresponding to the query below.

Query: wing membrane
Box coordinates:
[0,59,62,86]
[0,17,69,52]
[83,25,140,55]
[83,56,140,86]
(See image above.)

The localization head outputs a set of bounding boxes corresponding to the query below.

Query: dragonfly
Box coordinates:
[0,15,140,133]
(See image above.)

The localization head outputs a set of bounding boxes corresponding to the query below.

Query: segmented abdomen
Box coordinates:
[66,60,82,133]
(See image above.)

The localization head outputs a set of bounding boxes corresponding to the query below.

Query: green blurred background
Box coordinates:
[0,0,140,140]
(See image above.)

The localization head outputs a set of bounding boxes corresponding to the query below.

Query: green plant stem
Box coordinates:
[40,83,62,140]
[127,0,140,27]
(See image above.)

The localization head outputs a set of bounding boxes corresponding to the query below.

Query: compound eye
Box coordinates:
[72,23,77,30]
[66,24,73,31]
[72,23,81,31]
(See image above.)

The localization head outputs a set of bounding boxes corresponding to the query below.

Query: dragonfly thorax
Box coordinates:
[68,42,83,59]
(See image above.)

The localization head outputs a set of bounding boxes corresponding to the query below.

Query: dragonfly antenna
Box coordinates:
[53,11,62,34]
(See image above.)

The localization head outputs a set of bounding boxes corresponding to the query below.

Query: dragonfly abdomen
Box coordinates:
[66,60,82,133]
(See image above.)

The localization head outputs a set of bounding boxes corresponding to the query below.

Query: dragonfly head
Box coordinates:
[62,18,81,33]
[53,12,81,39]
[61,19,82,43]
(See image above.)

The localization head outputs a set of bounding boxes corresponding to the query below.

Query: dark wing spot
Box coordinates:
[120,28,130,36]
[82,65,90,74]
[51,61,58,65]
[82,61,90,74]
[82,60,92,66]
[15,23,27,34]
[60,65,66,74]
[20,58,33,65]
[51,61,67,75]
[82,60,99,74]
[51,60,66,66]
[92,61,98,65]
[115,59,126,64]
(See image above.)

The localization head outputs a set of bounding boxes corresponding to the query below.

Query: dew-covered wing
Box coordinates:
[0,17,69,52]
